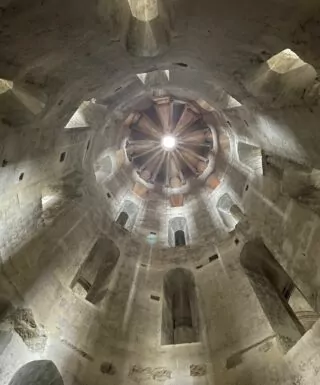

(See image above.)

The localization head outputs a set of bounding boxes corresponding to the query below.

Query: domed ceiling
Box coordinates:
[124,96,216,206]
[90,69,263,248]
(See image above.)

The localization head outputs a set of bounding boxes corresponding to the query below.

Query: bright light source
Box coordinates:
[162,135,176,150]
[128,0,158,21]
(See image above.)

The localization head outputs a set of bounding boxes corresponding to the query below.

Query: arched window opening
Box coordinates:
[162,268,199,345]
[217,193,239,230]
[116,211,129,227]
[168,217,189,247]
[71,238,119,305]
[175,230,186,246]
[9,360,64,385]
[240,239,316,351]
[116,200,139,231]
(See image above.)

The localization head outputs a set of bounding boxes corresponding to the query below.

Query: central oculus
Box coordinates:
[125,97,214,186]
[161,135,176,150]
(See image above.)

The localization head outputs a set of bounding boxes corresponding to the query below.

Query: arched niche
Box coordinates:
[116,211,129,227]
[240,239,307,352]
[71,237,120,305]
[9,360,63,385]
[168,217,189,247]
[174,230,186,246]
[116,200,139,230]
[217,193,239,230]
[162,268,199,345]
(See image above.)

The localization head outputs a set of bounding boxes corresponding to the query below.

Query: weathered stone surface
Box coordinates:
[129,365,172,382]
[190,364,207,376]
[0,331,13,355]
[100,361,116,375]
[10,308,47,353]
[60,338,94,361]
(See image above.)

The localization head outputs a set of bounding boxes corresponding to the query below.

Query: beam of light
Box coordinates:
[137,73,147,84]
[122,251,143,331]
[145,241,155,276]
[42,195,59,209]
[267,49,308,74]
[128,0,158,21]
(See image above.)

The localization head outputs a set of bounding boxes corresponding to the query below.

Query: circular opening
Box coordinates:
[161,135,176,151]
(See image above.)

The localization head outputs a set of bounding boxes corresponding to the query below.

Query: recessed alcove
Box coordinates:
[174,230,186,246]
[168,217,189,247]
[59,152,66,162]
[162,268,200,345]
[240,239,318,351]
[116,211,129,227]
[70,237,120,305]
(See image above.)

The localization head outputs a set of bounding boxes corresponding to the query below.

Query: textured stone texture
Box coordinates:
[1,1,320,385]
[129,365,172,382]
[11,308,47,352]
[100,361,116,375]
[190,364,207,376]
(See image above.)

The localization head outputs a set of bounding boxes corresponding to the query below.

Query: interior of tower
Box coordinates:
[1,0,320,384]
